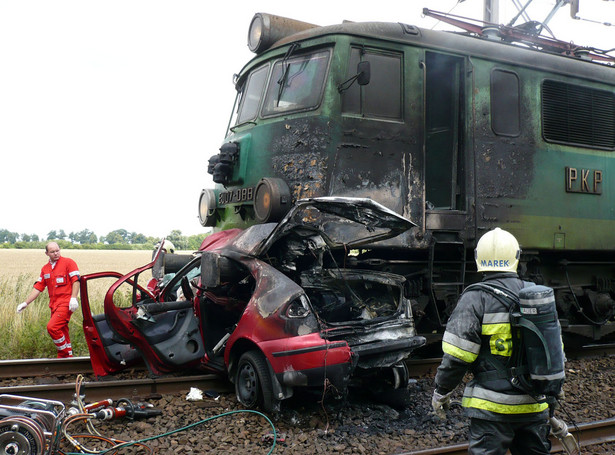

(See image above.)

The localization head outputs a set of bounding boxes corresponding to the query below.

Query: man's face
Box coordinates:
[46,244,61,262]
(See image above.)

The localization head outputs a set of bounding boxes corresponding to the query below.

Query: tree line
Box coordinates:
[0,228,209,251]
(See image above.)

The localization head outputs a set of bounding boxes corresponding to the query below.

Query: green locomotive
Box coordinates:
[199,9,615,343]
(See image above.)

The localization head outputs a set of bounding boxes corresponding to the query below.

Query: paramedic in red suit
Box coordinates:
[16,242,80,358]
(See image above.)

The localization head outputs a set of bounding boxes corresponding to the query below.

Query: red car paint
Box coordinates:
[81,198,425,411]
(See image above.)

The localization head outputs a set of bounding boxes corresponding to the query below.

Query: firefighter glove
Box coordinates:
[17,302,29,313]
[431,389,454,420]
[69,298,79,313]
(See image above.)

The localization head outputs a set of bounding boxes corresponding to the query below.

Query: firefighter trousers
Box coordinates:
[468,417,551,455]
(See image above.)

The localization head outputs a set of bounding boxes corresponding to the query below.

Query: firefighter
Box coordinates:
[16,242,80,358]
[152,239,175,260]
[431,227,551,455]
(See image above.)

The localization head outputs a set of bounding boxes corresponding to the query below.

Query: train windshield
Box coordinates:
[235,49,330,125]
[236,64,269,124]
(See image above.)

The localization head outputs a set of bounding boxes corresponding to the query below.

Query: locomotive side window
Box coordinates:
[342,47,402,120]
[491,69,520,137]
[261,50,330,116]
[542,79,615,150]
[236,64,269,124]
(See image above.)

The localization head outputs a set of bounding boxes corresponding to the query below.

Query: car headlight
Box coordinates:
[286,294,311,318]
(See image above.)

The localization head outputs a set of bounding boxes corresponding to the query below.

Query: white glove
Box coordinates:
[431,389,454,420]
[16,302,29,313]
[69,298,79,313]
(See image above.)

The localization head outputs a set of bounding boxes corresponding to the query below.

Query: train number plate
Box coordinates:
[218,187,255,205]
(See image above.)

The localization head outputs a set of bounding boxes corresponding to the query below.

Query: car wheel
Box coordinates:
[235,350,274,411]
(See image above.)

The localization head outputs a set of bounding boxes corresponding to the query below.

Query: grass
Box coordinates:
[0,249,155,359]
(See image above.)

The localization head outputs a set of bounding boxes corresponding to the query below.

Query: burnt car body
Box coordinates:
[81,197,426,411]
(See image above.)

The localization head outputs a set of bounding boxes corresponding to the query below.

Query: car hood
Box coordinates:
[253,197,416,256]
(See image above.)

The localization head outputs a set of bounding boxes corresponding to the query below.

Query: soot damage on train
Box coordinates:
[198,6,615,345]
[81,4,615,411]
[80,198,426,411]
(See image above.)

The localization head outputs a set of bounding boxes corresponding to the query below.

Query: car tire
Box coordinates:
[235,350,275,411]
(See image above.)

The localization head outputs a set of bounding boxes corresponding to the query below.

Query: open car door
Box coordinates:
[102,252,206,376]
[80,271,143,377]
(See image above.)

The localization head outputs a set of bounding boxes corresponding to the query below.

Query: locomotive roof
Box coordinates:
[268,20,615,85]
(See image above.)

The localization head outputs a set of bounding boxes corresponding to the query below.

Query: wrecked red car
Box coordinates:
[80,197,426,411]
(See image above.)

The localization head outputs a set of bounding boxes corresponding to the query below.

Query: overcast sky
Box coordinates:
[1,0,612,240]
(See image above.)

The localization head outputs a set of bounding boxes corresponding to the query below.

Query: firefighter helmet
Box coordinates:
[162,240,175,253]
[155,240,175,254]
[475,227,520,272]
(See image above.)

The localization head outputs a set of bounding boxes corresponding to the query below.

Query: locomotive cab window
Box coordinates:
[236,64,269,125]
[342,47,402,119]
[261,50,330,116]
[491,69,520,137]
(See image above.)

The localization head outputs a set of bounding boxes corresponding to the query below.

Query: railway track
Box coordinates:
[0,356,95,378]
[399,418,615,454]
[2,348,614,454]
[1,342,612,402]
[0,357,228,402]
[1,374,230,402]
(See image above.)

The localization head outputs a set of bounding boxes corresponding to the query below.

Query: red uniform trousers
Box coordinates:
[47,304,73,358]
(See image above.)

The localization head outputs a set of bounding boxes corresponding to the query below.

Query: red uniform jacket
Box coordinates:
[34,257,80,311]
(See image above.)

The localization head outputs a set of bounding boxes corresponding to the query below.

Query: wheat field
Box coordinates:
[0,249,156,359]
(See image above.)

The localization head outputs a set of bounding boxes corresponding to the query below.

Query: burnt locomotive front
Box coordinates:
[199,13,615,343]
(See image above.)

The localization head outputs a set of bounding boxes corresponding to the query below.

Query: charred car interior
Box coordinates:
[81,197,426,411]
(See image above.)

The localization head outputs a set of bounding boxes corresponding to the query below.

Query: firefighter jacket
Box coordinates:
[435,272,550,422]
[34,256,80,311]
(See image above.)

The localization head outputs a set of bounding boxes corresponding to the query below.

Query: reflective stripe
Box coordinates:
[520,295,554,306]
[69,270,80,278]
[52,335,66,344]
[531,371,565,381]
[443,331,481,355]
[462,385,549,414]
[481,322,510,335]
[483,312,509,324]
[442,341,478,363]
[462,396,549,414]
[55,342,71,351]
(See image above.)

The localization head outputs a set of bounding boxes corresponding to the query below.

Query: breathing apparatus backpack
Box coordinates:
[466,283,566,398]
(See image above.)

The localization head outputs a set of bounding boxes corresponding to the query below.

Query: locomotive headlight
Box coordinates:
[248,14,266,53]
[198,189,217,227]
[253,177,291,223]
[247,13,318,54]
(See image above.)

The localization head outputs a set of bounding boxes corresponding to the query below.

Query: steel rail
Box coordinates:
[0,356,441,384]
[0,356,94,378]
[0,356,151,379]
[397,418,615,455]
[0,356,443,380]
[0,374,231,402]
[1,343,611,380]
[406,357,442,377]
